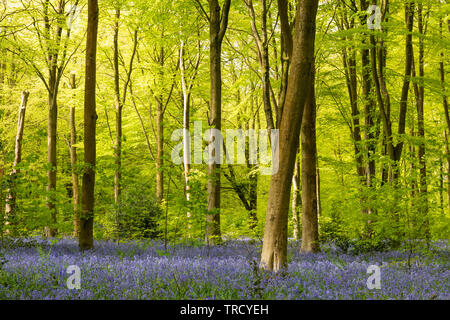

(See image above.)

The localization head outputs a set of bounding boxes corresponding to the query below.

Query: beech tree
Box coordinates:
[260,0,319,272]
[79,0,98,251]
[198,0,232,245]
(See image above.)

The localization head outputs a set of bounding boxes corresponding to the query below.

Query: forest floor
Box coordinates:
[0,238,448,299]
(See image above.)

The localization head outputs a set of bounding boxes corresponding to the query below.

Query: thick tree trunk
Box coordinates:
[79,0,98,251]
[300,67,319,253]
[69,73,80,237]
[4,90,29,235]
[205,0,231,245]
[260,0,318,272]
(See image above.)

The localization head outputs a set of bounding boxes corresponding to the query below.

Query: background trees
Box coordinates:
[0,0,448,258]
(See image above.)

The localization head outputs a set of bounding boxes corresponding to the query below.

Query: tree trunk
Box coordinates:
[79,0,98,251]
[245,0,275,132]
[205,0,231,245]
[180,38,201,235]
[113,9,122,234]
[4,90,29,235]
[316,155,322,217]
[69,73,80,237]
[156,97,164,204]
[440,18,450,214]
[44,0,65,238]
[360,0,377,222]
[276,0,293,126]
[45,76,58,237]
[300,66,319,253]
[411,2,429,239]
[180,40,192,235]
[260,0,318,272]
[247,109,258,231]
[291,155,301,240]
[445,131,450,214]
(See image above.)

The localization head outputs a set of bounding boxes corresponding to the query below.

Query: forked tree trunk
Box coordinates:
[79,0,98,251]
[205,0,231,245]
[260,0,318,272]
[4,90,29,235]
[68,73,80,237]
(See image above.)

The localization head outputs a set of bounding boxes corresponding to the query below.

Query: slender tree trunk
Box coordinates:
[260,0,318,272]
[44,1,65,238]
[360,0,377,222]
[180,41,192,234]
[445,131,450,213]
[393,1,414,182]
[79,0,98,251]
[291,155,301,240]
[316,155,322,217]
[411,2,429,239]
[113,9,122,235]
[155,43,165,205]
[439,156,444,216]
[0,167,4,238]
[245,0,275,132]
[156,97,164,204]
[68,73,80,237]
[180,38,201,235]
[45,77,58,237]
[205,0,231,245]
[439,19,450,214]
[247,109,258,231]
[4,90,29,235]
